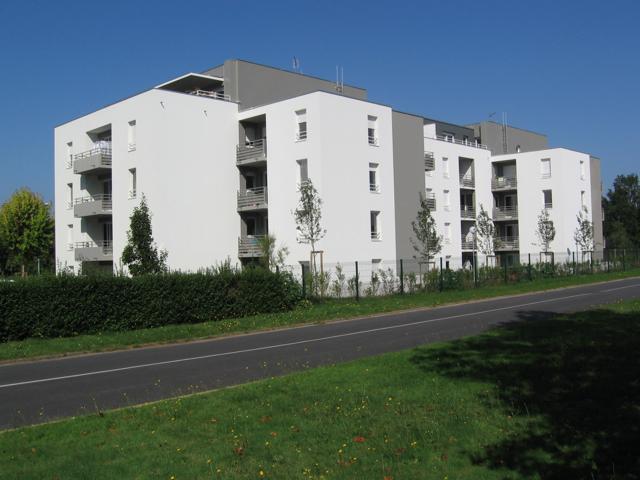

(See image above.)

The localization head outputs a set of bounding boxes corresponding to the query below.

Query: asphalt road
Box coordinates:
[1,277,639,430]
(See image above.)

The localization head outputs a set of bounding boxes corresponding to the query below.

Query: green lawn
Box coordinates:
[1,269,639,362]
[1,299,639,479]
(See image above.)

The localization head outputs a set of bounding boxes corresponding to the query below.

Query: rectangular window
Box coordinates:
[67,183,73,209]
[67,224,73,250]
[581,190,586,207]
[443,189,450,210]
[580,159,586,179]
[442,157,449,178]
[541,158,551,179]
[425,188,435,210]
[66,142,73,169]
[369,163,379,192]
[295,109,307,141]
[444,222,451,243]
[543,189,553,209]
[129,168,137,199]
[368,115,378,146]
[128,120,137,151]
[296,159,308,184]
[370,211,381,240]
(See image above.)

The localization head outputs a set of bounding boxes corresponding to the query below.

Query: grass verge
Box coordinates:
[2,299,639,479]
[1,268,639,363]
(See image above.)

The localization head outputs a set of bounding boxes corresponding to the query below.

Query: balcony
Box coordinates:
[493,206,518,221]
[371,231,382,241]
[460,205,476,219]
[238,236,264,258]
[432,135,488,150]
[74,240,113,262]
[73,145,112,174]
[424,151,435,171]
[459,174,475,189]
[74,194,112,217]
[425,193,436,210]
[495,236,519,251]
[237,187,268,212]
[190,90,231,102]
[369,183,380,193]
[491,176,518,191]
[368,135,379,146]
[236,139,267,167]
[461,235,474,250]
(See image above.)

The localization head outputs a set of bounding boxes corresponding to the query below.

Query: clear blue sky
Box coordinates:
[1,0,638,203]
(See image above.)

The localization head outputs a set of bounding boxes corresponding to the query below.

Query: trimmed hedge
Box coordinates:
[0,269,301,342]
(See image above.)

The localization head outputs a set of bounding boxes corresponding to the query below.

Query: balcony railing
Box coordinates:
[491,176,517,190]
[544,202,553,210]
[238,235,264,258]
[74,240,113,262]
[369,183,380,193]
[431,135,488,150]
[237,187,268,211]
[493,206,518,221]
[73,194,112,217]
[460,205,476,219]
[461,235,475,250]
[236,139,267,166]
[459,174,475,188]
[425,193,436,210]
[368,135,379,146]
[495,236,519,250]
[296,131,307,141]
[371,231,381,241]
[73,145,112,174]
[190,90,232,102]
[424,151,435,171]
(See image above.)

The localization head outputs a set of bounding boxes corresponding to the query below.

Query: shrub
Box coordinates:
[0,269,301,342]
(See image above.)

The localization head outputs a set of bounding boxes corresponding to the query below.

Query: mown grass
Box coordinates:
[2,299,639,479]
[1,268,639,362]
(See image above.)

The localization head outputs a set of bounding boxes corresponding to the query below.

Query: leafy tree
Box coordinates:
[293,179,326,273]
[475,204,499,256]
[0,188,54,277]
[121,195,167,276]
[411,193,442,267]
[574,206,594,253]
[603,174,640,248]
[258,234,289,272]
[536,208,556,253]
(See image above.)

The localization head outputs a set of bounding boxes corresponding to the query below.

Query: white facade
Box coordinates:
[54,63,603,274]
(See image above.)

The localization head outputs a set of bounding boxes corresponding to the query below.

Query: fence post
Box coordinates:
[439,257,443,292]
[399,259,404,295]
[301,264,306,298]
[355,261,360,301]
[528,253,532,281]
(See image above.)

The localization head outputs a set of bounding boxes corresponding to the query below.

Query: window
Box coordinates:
[128,120,137,151]
[368,115,378,146]
[581,190,586,207]
[543,189,553,209]
[296,159,308,185]
[580,159,586,179]
[245,217,256,236]
[541,158,551,179]
[369,163,379,192]
[442,131,454,142]
[66,142,73,169]
[67,183,73,209]
[426,188,435,210]
[442,157,449,178]
[129,168,137,199]
[372,258,381,272]
[516,145,521,153]
[295,109,307,141]
[67,224,73,251]
[443,189,450,211]
[370,211,381,240]
[444,222,451,244]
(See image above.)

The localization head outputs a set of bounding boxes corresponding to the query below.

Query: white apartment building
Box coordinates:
[54,59,603,274]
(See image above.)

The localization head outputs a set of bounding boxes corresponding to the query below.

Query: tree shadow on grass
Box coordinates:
[410,307,640,479]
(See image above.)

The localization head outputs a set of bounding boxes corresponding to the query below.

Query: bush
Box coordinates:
[0,269,301,342]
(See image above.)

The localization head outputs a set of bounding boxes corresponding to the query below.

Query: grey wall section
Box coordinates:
[468,121,548,155]
[205,60,367,110]
[392,111,425,260]
[590,156,604,251]
[423,118,474,140]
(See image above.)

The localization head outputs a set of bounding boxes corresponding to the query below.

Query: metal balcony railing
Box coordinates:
[371,231,381,241]
[460,205,476,219]
[544,202,553,210]
[236,139,267,166]
[190,90,231,102]
[74,240,113,262]
[432,135,488,150]
[238,235,265,257]
[424,151,435,171]
[296,130,307,141]
[491,176,517,190]
[73,145,112,174]
[461,236,475,250]
[459,174,475,188]
[73,194,112,217]
[368,135,379,146]
[369,183,380,193]
[237,187,268,211]
[495,236,519,250]
[425,193,436,210]
[493,206,518,220]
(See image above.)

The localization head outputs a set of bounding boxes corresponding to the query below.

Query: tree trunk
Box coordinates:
[21,263,25,278]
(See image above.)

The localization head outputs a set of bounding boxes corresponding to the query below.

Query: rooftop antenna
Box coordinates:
[335,65,344,93]
[501,112,508,154]
[292,56,300,72]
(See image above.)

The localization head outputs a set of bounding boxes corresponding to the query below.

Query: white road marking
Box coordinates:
[0,292,590,390]
[601,283,640,293]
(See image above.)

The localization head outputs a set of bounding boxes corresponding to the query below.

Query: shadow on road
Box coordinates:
[410,307,640,479]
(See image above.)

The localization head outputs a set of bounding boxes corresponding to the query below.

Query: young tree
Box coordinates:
[121,195,167,276]
[293,179,326,274]
[603,173,640,248]
[535,208,556,253]
[411,193,442,267]
[0,188,54,277]
[475,204,499,256]
[258,234,289,272]
[574,206,594,253]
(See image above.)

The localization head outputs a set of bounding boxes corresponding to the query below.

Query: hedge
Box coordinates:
[0,269,301,342]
